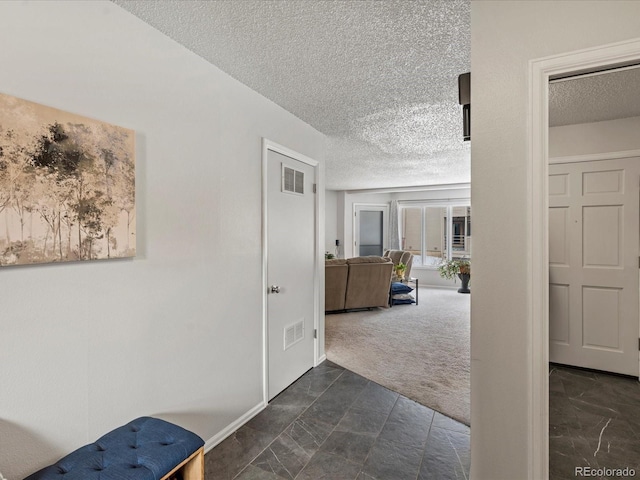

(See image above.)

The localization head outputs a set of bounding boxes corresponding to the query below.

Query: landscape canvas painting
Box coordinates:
[0,93,135,266]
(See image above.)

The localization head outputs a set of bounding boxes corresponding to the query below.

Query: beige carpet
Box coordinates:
[325,286,470,425]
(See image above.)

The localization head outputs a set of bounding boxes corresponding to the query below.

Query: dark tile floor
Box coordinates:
[549,364,640,480]
[205,361,470,480]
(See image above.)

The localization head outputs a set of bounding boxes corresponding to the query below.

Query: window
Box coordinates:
[400,204,471,267]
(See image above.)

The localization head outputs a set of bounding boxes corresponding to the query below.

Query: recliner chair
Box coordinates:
[383,249,414,281]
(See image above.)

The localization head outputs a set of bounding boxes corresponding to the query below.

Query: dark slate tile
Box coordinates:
[361,437,423,480]
[378,396,434,448]
[298,396,349,428]
[547,470,577,480]
[235,464,287,480]
[335,407,388,435]
[246,404,306,436]
[351,381,399,415]
[572,411,638,442]
[269,384,318,409]
[552,365,598,381]
[318,359,346,371]
[568,382,638,413]
[297,376,368,428]
[568,396,622,419]
[285,365,343,398]
[315,388,359,413]
[557,371,598,395]
[584,435,640,471]
[549,417,582,439]
[549,435,600,480]
[296,451,361,480]
[304,364,344,381]
[549,368,566,394]
[356,474,377,480]
[593,372,640,406]
[549,391,579,422]
[432,412,470,435]
[418,426,470,480]
[319,430,377,465]
[311,374,369,413]
[251,432,314,480]
[284,416,335,451]
[334,370,370,389]
[204,426,275,480]
[610,404,640,439]
[549,391,575,415]
[550,365,640,479]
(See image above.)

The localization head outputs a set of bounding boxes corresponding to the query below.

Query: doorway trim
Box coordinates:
[353,203,389,256]
[529,37,640,479]
[261,138,322,406]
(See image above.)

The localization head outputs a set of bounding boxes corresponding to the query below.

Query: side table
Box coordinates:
[390,277,419,306]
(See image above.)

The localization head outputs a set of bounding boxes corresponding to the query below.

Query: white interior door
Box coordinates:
[354,204,388,256]
[266,148,316,400]
[549,157,640,376]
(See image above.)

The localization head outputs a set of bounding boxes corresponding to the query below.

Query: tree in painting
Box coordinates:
[0,93,135,266]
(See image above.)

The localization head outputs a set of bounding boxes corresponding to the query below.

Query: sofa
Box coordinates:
[325,256,394,312]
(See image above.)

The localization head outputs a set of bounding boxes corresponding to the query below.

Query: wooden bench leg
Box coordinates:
[182,447,204,480]
[161,447,204,480]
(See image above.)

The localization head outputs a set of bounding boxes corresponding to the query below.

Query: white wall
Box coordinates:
[471,2,640,479]
[550,116,640,158]
[0,2,325,478]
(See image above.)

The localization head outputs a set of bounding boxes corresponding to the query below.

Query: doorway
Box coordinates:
[546,64,640,479]
[354,203,389,256]
[529,38,640,478]
[263,140,319,401]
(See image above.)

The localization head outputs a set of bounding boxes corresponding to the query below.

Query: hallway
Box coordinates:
[205,361,470,479]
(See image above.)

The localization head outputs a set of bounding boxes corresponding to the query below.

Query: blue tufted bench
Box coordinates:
[24,417,204,480]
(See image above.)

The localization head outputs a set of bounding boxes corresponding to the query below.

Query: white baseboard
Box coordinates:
[203,401,267,453]
[203,357,332,453]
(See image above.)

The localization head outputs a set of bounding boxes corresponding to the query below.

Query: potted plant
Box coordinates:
[325,252,335,260]
[394,262,407,279]
[438,258,471,294]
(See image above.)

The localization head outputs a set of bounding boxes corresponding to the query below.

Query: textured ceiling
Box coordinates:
[111,1,640,190]
[113,0,471,190]
[549,67,640,127]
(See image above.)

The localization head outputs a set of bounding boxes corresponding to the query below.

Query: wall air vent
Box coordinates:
[282,165,304,195]
[284,319,304,350]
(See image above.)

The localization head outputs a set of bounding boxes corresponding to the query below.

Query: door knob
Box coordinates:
[270,285,281,294]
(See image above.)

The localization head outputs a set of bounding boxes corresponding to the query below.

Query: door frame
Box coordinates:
[261,138,323,406]
[353,203,389,256]
[529,37,640,479]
